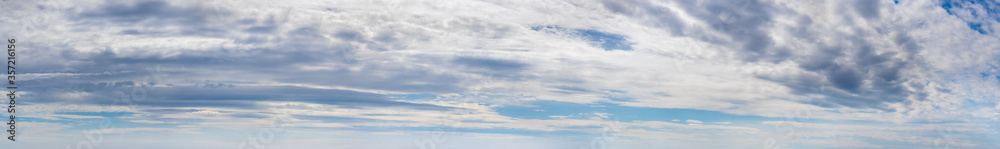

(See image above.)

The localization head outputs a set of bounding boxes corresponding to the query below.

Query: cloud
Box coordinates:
[941,0,1000,34]
[712,122,732,124]
[761,121,984,148]
[77,1,210,24]
[2,0,999,148]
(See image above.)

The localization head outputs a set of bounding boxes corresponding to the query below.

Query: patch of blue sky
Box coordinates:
[392,92,894,129]
[531,26,632,51]
[981,72,1000,80]
[16,117,78,125]
[941,0,1000,34]
[602,89,627,93]
[496,99,899,128]
[43,112,197,128]
[970,23,988,34]
[495,100,771,124]
[19,112,138,125]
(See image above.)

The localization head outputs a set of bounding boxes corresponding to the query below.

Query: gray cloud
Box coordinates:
[452,56,529,72]
[598,0,931,110]
[76,1,219,28]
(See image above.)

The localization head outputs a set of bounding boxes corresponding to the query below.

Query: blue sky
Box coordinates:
[1,0,1000,148]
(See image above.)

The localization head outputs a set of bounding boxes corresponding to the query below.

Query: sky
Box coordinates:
[0,0,999,148]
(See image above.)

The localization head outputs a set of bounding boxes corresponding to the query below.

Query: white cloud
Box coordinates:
[760,121,984,148]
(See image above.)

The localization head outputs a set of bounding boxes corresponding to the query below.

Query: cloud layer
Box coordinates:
[0,0,998,148]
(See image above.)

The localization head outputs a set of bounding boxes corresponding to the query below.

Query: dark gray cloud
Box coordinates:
[452,57,529,72]
[600,0,687,35]
[22,71,457,111]
[28,0,932,112]
[854,0,882,20]
[678,0,781,62]
[76,1,218,27]
[151,86,457,110]
[601,0,929,110]
[18,38,462,111]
